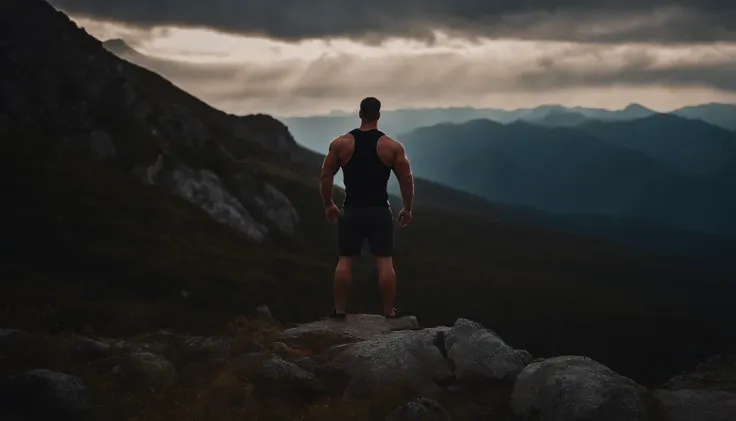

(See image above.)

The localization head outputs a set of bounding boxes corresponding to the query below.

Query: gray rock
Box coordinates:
[270,341,290,356]
[292,356,317,373]
[663,353,736,393]
[253,183,299,235]
[445,318,526,383]
[256,304,273,320]
[180,335,233,357]
[159,164,268,241]
[654,389,736,421]
[0,329,34,354]
[517,349,534,365]
[103,352,178,390]
[511,356,648,421]
[0,369,94,420]
[276,313,420,345]
[233,352,319,396]
[326,327,451,400]
[138,329,233,358]
[385,397,451,421]
[72,336,111,361]
[143,154,164,185]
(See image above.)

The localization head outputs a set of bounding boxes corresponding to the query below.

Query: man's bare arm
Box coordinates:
[319,138,341,207]
[392,141,414,211]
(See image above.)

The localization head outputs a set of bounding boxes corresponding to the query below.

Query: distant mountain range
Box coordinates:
[399,116,736,236]
[278,102,736,153]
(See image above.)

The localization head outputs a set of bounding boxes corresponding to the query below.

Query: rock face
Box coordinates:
[326,327,452,400]
[445,318,527,383]
[662,352,736,393]
[158,164,269,241]
[276,314,420,343]
[232,352,321,397]
[385,397,451,421]
[0,329,34,354]
[511,356,648,421]
[0,369,94,421]
[653,352,736,421]
[654,389,736,421]
[279,316,528,406]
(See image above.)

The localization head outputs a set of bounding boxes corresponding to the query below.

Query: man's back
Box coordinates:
[341,128,392,208]
[332,130,412,208]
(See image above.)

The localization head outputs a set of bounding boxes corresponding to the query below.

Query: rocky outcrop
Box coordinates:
[0,329,34,354]
[662,352,736,393]
[653,352,736,421]
[158,164,269,241]
[654,389,736,421]
[326,327,452,400]
[275,314,420,344]
[385,397,451,421]
[511,356,649,421]
[2,317,736,421]
[232,352,322,398]
[0,369,94,421]
[101,352,178,391]
[446,318,527,383]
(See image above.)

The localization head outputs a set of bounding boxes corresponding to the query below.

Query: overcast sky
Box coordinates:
[52,0,736,116]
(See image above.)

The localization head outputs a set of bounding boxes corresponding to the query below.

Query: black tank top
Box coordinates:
[341,128,391,208]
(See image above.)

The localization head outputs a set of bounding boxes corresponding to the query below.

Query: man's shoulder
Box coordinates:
[379,134,405,153]
[330,133,353,149]
[377,133,400,145]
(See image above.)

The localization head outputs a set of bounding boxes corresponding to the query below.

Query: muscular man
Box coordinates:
[319,97,414,319]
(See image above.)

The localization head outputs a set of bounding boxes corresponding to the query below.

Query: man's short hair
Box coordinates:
[359,97,381,121]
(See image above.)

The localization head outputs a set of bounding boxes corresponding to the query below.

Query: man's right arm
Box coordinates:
[392,141,414,211]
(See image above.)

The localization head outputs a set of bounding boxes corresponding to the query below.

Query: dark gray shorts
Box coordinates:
[338,206,394,257]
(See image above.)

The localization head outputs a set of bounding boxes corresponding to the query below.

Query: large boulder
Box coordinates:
[232,352,321,397]
[445,318,527,383]
[385,397,451,421]
[71,336,112,362]
[134,329,234,359]
[654,389,736,421]
[511,356,649,421]
[101,352,178,391]
[0,329,34,354]
[273,314,419,353]
[663,352,736,393]
[0,369,95,421]
[325,327,451,400]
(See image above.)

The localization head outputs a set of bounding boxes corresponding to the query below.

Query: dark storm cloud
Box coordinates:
[110,44,736,113]
[51,0,736,43]
[519,59,736,92]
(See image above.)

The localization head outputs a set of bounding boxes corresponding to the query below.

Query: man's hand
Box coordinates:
[325,202,341,225]
[397,208,412,227]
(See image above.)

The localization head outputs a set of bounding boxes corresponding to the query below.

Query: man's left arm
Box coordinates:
[320,138,341,207]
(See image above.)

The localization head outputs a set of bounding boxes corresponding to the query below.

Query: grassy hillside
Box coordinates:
[0,0,733,387]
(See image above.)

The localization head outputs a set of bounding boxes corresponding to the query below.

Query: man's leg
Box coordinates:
[335,208,362,316]
[333,256,353,314]
[375,257,396,317]
[366,207,396,317]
